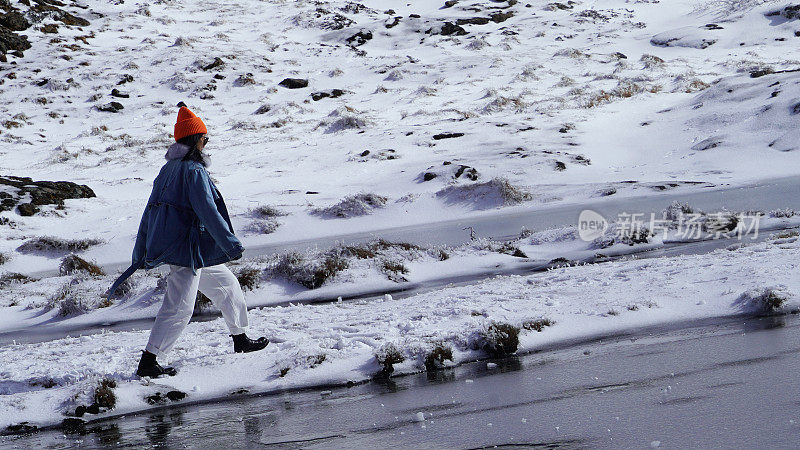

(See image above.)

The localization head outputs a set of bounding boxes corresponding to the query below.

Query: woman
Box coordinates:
[108,102,268,378]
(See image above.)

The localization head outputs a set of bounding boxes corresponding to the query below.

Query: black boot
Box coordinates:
[136,351,177,378]
[232,333,269,353]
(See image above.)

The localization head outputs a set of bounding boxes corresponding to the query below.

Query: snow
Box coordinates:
[1,0,800,434]
[1,231,798,430]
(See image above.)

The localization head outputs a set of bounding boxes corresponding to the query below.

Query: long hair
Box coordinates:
[177,133,206,166]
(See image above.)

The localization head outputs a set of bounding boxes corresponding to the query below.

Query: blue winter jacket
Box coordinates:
[107,144,243,296]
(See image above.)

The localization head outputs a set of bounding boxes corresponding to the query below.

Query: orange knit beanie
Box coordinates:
[174,105,207,142]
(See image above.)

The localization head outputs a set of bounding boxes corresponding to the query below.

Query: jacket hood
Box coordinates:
[165,142,211,167]
[165,142,190,161]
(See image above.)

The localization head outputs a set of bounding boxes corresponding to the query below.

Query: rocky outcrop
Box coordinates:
[0,0,91,59]
[0,176,95,216]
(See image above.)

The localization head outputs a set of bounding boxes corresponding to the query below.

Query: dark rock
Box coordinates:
[28,180,95,205]
[61,418,85,434]
[278,78,308,89]
[2,422,38,436]
[254,104,271,114]
[305,191,319,194]
[442,0,458,8]
[423,172,437,181]
[231,74,251,87]
[443,161,451,165]
[0,26,31,54]
[0,11,30,31]
[613,51,627,59]
[438,22,467,36]
[110,88,128,98]
[85,403,100,414]
[98,101,123,113]
[312,8,354,30]
[792,102,800,115]
[166,390,186,401]
[0,175,95,215]
[346,30,372,46]
[512,248,527,258]
[777,4,800,20]
[554,161,567,171]
[57,11,89,27]
[409,14,421,18]
[454,165,479,181]
[490,11,514,23]
[360,150,370,157]
[750,68,775,78]
[457,17,491,25]
[145,392,165,405]
[117,74,133,85]
[432,132,464,140]
[213,73,225,80]
[40,23,58,33]
[202,57,224,71]
[572,155,590,165]
[703,23,723,30]
[795,30,800,37]
[384,16,401,28]
[311,89,345,101]
[548,2,573,10]
[16,203,38,216]
[28,1,89,26]
[74,405,86,417]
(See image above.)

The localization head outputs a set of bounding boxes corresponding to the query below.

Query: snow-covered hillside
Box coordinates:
[1,0,799,273]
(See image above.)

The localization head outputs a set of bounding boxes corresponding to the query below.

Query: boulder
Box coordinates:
[279,77,309,89]
[0,176,95,215]
[0,26,31,54]
[0,11,30,31]
[345,30,372,46]
[97,101,123,112]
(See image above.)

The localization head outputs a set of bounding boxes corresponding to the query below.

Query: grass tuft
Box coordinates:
[477,322,520,357]
[93,379,117,409]
[273,250,349,289]
[0,272,33,287]
[17,236,103,254]
[424,344,454,371]
[437,177,532,207]
[522,318,554,332]
[311,193,387,218]
[734,286,792,315]
[59,254,105,276]
[235,267,262,291]
[250,205,287,218]
[375,342,405,377]
[194,292,213,313]
[381,259,409,282]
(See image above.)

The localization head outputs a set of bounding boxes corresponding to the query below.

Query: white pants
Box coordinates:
[145,264,248,356]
